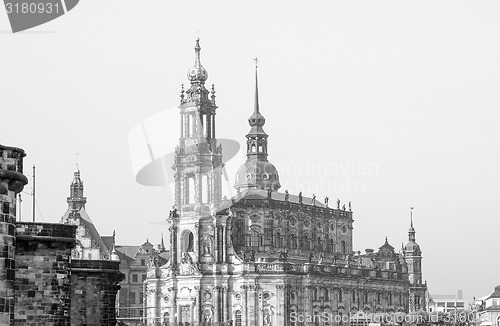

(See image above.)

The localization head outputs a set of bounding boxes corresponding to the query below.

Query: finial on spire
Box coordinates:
[254,57,258,68]
[248,58,265,127]
[410,206,414,227]
[187,38,208,83]
[76,153,79,171]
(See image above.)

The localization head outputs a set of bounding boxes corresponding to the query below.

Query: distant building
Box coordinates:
[60,169,110,260]
[428,290,466,313]
[114,237,169,325]
[476,285,500,326]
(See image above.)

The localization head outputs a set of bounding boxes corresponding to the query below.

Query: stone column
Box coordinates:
[0,145,27,326]
[70,259,124,325]
[214,285,220,322]
[241,285,248,325]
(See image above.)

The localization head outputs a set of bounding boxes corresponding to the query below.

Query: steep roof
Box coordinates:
[61,207,110,257]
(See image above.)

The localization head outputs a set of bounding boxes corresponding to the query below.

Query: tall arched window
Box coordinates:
[251,230,261,247]
[235,310,242,326]
[289,234,296,249]
[330,239,335,253]
[339,289,343,302]
[317,237,322,251]
[201,175,208,203]
[188,177,195,204]
[341,240,346,254]
[181,230,194,253]
[325,289,329,301]
[314,288,318,301]
[163,312,170,326]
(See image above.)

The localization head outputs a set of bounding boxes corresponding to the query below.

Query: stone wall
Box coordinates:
[0,145,28,325]
[14,222,76,325]
[71,259,124,325]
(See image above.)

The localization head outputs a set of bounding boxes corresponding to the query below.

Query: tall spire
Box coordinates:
[248,58,266,130]
[409,207,416,241]
[234,59,281,192]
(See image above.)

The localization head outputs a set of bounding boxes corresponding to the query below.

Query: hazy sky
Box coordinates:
[1,0,499,302]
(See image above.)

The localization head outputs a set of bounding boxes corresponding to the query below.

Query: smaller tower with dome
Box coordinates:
[234,59,281,192]
[404,208,427,311]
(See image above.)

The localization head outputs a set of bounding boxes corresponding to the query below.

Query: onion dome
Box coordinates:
[405,216,421,255]
[187,38,208,83]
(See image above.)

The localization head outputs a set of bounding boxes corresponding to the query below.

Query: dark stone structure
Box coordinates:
[14,222,76,325]
[0,143,124,326]
[0,145,28,325]
[70,260,123,326]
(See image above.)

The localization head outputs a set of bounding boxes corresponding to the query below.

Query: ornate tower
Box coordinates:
[174,38,223,214]
[0,144,28,325]
[67,169,87,211]
[234,60,280,192]
[169,38,224,267]
[405,209,427,311]
[61,169,109,260]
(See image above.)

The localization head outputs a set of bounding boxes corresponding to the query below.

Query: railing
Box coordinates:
[251,262,405,280]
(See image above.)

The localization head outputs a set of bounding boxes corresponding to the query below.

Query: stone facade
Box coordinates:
[70,259,124,325]
[0,143,124,326]
[0,145,28,325]
[14,222,76,325]
[114,239,169,325]
[145,39,427,325]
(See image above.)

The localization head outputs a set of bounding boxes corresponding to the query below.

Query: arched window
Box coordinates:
[235,310,242,326]
[339,289,343,302]
[2,202,9,215]
[352,290,356,303]
[289,234,296,249]
[341,240,346,254]
[188,177,195,204]
[163,312,170,326]
[251,144,256,153]
[251,230,262,247]
[325,289,329,301]
[305,237,310,250]
[377,292,381,304]
[201,175,208,203]
[188,114,194,137]
[330,239,335,253]
[181,230,194,253]
[258,145,263,152]
[317,237,322,251]
[276,233,282,247]
[313,288,318,301]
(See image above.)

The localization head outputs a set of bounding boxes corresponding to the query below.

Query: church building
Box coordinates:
[145,39,426,326]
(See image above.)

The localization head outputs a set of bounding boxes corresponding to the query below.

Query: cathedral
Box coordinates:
[145,39,427,326]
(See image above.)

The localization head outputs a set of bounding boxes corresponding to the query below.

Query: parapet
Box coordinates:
[15,222,77,249]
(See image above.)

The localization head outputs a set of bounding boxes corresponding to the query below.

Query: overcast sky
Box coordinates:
[1,0,499,302]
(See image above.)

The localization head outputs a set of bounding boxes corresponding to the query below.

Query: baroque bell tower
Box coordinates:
[404,208,427,311]
[169,38,224,269]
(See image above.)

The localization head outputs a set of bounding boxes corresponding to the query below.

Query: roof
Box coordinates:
[488,286,500,299]
[234,188,349,211]
[101,235,114,252]
[61,207,109,257]
[115,245,141,260]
